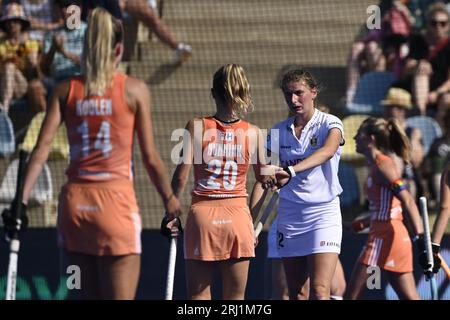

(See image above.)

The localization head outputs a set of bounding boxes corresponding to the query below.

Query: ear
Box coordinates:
[114,42,123,65]
[311,88,318,100]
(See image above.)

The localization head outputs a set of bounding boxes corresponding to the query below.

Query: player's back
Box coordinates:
[193,116,251,199]
[64,73,135,182]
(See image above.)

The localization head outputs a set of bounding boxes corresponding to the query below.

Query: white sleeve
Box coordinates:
[326,115,344,145]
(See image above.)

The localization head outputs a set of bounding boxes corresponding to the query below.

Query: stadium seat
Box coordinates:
[0,158,53,205]
[405,116,443,155]
[20,112,69,160]
[346,71,396,115]
[338,162,360,209]
[0,112,15,157]
[341,114,368,162]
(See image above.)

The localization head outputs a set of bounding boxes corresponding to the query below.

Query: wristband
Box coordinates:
[283,166,296,178]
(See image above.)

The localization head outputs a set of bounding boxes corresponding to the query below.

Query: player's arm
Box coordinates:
[249,124,279,182]
[171,118,196,198]
[290,127,341,173]
[128,78,181,217]
[377,159,424,236]
[22,81,67,203]
[249,181,268,222]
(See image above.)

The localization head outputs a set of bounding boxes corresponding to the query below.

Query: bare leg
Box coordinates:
[413,60,432,115]
[185,259,215,300]
[282,256,309,300]
[0,62,28,111]
[27,79,47,113]
[125,0,178,50]
[308,253,339,300]
[346,41,365,103]
[97,254,141,300]
[330,258,346,299]
[220,258,250,300]
[64,251,101,299]
[365,41,386,71]
[386,271,420,300]
[436,93,450,130]
[270,259,289,300]
[344,262,370,300]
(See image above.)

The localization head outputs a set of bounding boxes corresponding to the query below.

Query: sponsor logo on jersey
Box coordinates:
[310,135,318,147]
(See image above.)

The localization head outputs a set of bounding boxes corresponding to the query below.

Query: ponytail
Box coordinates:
[387,118,411,161]
[82,8,123,96]
[360,117,411,161]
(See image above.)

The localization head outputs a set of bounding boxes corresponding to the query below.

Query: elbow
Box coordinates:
[142,153,162,172]
[173,174,188,190]
[323,149,335,161]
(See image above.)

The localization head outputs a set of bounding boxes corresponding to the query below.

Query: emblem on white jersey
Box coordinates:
[310,135,318,147]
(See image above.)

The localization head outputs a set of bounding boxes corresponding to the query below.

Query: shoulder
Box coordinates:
[248,122,260,131]
[375,153,401,182]
[271,117,292,131]
[185,117,203,133]
[125,76,149,96]
[375,153,394,167]
[53,79,71,102]
[321,112,343,127]
[187,117,203,127]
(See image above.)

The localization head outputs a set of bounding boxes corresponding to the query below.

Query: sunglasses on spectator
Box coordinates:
[430,20,449,27]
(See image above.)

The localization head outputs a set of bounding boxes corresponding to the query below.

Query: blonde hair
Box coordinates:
[212,64,253,117]
[82,8,123,96]
[360,117,411,161]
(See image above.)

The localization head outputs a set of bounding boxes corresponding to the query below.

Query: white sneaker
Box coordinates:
[148,0,157,11]
[174,43,192,65]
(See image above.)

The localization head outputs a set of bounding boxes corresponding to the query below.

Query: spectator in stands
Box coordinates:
[80,0,122,20]
[346,1,413,103]
[40,0,86,85]
[21,0,61,43]
[424,109,450,204]
[404,2,450,123]
[119,0,192,64]
[0,2,46,113]
[382,87,425,200]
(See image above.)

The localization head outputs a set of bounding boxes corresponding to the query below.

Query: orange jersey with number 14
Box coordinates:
[64,73,135,182]
[193,117,251,198]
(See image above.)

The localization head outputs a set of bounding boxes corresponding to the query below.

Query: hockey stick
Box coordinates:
[165,236,177,300]
[254,190,279,238]
[6,150,28,300]
[419,197,438,300]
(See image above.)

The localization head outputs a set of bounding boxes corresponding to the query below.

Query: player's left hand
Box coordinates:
[160,216,183,239]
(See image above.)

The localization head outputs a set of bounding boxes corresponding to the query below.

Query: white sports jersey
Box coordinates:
[267,109,344,204]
